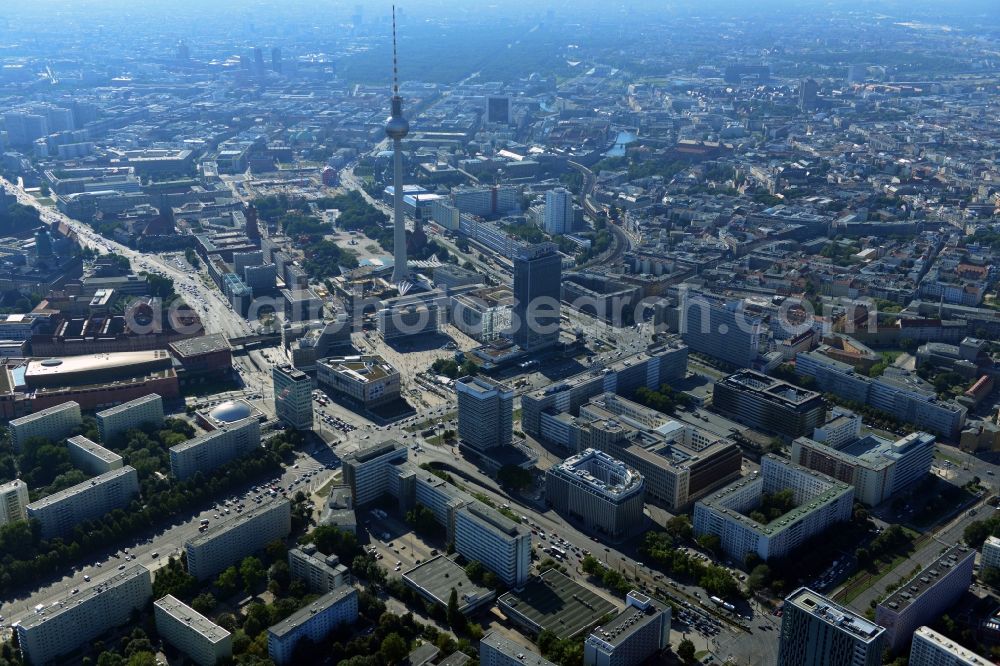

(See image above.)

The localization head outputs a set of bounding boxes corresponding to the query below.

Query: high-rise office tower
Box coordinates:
[799,78,819,111]
[513,243,561,351]
[176,42,190,62]
[271,47,282,73]
[487,96,511,125]
[253,47,266,77]
[680,293,762,368]
[273,364,313,431]
[456,376,514,451]
[778,587,886,666]
[3,112,48,146]
[386,8,410,284]
[543,188,573,235]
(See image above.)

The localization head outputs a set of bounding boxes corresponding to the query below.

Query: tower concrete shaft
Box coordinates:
[391,136,407,283]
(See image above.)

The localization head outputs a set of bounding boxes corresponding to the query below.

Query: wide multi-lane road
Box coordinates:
[0,178,253,341]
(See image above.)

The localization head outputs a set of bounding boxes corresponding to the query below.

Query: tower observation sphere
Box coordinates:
[385,111,409,140]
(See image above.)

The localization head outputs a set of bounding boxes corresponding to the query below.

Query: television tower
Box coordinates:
[386,6,410,285]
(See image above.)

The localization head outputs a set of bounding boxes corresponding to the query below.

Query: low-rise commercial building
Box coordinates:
[546,449,645,540]
[480,631,558,666]
[378,302,441,340]
[10,400,81,451]
[267,586,358,665]
[791,431,935,506]
[584,591,670,666]
[0,479,29,525]
[168,335,233,382]
[169,418,261,480]
[288,543,350,593]
[154,594,233,666]
[778,587,885,666]
[26,466,140,539]
[909,626,991,666]
[712,370,825,439]
[693,456,853,562]
[497,569,618,640]
[185,497,292,580]
[402,555,496,616]
[16,564,153,666]
[316,354,401,408]
[67,435,123,475]
[876,545,975,653]
[95,393,164,445]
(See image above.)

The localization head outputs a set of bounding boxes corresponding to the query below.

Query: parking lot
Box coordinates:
[313,391,358,434]
[361,508,441,577]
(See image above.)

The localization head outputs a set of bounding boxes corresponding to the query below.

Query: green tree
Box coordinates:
[497,465,532,490]
[447,587,464,631]
[97,653,124,666]
[191,592,217,615]
[379,633,408,664]
[126,653,157,666]
[215,566,239,596]
[677,638,697,664]
[666,514,693,541]
[406,503,442,537]
[697,533,721,554]
[747,564,771,592]
[240,556,266,594]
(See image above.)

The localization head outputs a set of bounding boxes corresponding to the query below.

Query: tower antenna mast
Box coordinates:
[392,5,399,97]
[385,5,410,285]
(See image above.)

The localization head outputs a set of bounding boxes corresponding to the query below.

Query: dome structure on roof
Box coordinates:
[209,400,252,423]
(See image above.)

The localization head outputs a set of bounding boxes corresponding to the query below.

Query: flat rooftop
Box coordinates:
[590,592,666,648]
[67,435,122,464]
[787,587,884,644]
[456,375,514,397]
[880,545,973,615]
[10,400,79,426]
[498,568,618,640]
[319,354,397,383]
[699,457,852,536]
[170,333,231,357]
[267,586,356,639]
[480,632,557,666]
[95,393,162,418]
[155,594,231,644]
[345,439,405,465]
[26,466,136,510]
[24,350,171,381]
[913,626,990,665]
[550,448,643,498]
[403,556,495,612]
[721,370,823,408]
[18,563,149,630]
[186,495,289,548]
[461,501,529,538]
[170,416,257,453]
